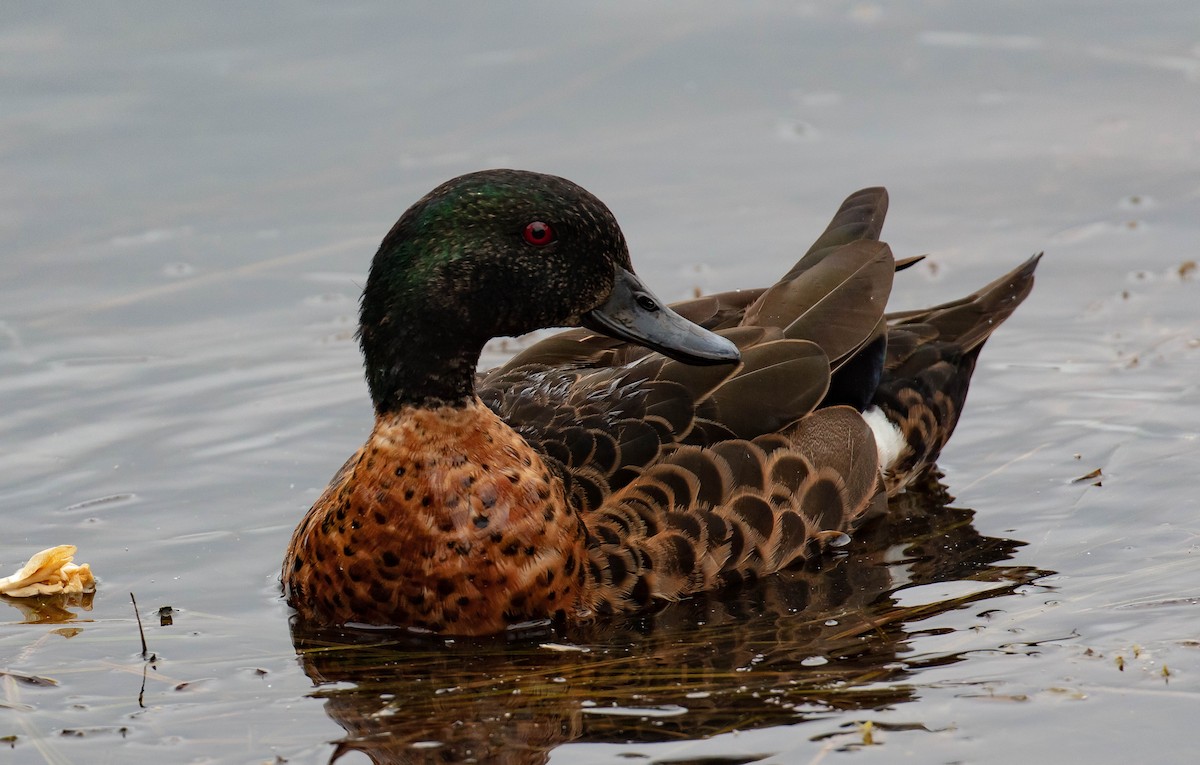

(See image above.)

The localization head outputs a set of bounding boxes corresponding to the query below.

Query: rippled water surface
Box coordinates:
[3,3,1200,763]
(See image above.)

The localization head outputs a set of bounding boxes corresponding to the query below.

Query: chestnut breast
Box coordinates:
[284,398,589,635]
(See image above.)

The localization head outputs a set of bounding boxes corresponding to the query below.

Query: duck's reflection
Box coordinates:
[289,477,1047,765]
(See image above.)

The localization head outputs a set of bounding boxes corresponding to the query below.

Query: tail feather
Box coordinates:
[888,253,1042,353]
[874,254,1041,491]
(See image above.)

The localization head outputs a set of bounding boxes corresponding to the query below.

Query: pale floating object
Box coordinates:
[0,545,96,597]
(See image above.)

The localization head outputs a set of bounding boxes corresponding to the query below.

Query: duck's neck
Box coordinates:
[361,324,484,412]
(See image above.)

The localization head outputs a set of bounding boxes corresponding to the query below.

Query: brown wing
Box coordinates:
[479,355,739,513]
[478,334,836,515]
[784,186,889,278]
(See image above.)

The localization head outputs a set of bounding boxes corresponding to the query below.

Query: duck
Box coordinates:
[282,169,1040,636]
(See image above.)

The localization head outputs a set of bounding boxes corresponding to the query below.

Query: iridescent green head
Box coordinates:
[359,169,738,412]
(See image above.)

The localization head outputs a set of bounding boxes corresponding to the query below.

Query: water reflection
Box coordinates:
[289,476,1046,765]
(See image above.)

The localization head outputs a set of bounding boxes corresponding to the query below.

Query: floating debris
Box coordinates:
[0,669,58,687]
[0,545,95,597]
[1072,468,1103,486]
[539,642,590,653]
[860,719,876,745]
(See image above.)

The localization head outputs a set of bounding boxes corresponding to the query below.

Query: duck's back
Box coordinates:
[480,187,1038,614]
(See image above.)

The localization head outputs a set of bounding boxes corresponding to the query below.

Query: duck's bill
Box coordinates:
[582,267,741,365]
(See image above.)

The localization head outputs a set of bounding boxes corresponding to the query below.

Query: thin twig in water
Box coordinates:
[131,592,147,659]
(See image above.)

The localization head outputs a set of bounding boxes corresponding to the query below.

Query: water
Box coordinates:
[3,2,1199,763]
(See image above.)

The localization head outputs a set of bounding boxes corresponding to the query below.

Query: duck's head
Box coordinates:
[359,169,739,412]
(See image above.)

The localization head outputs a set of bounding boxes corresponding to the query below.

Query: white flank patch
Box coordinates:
[861,406,906,472]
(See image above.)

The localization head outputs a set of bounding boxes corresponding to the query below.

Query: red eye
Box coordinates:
[522,221,555,247]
